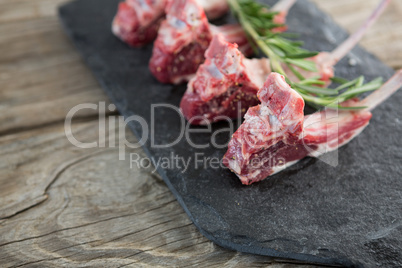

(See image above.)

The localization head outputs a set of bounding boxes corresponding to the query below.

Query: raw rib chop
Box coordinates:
[222,71,402,185]
[149,0,295,84]
[180,0,389,125]
[112,0,229,47]
[180,34,270,125]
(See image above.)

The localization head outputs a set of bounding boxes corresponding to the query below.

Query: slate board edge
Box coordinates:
[56,1,375,267]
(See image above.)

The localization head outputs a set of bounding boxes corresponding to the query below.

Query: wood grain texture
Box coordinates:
[0,0,401,267]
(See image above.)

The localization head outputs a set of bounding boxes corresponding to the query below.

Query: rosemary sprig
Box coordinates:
[292,76,383,109]
[228,0,317,75]
[228,0,383,109]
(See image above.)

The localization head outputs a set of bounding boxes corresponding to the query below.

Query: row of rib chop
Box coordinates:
[112,0,401,184]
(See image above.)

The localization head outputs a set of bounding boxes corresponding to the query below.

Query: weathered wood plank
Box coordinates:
[0,120,307,267]
[0,121,103,219]
[0,17,113,135]
[0,0,67,23]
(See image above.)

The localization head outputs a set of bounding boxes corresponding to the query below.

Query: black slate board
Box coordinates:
[58,0,402,267]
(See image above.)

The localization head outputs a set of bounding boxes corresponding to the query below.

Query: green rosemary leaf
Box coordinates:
[286,63,305,81]
[284,58,318,72]
[266,43,286,57]
[298,78,326,86]
[280,32,300,39]
[294,84,339,96]
[336,106,369,110]
[286,52,319,59]
[334,77,361,91]
[330,76,349,85]
[355,76,365,88]
[288,41,304,47]
[339,78,383,98]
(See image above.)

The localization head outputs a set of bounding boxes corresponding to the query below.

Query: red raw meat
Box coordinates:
[223,71,402,185]
[180,34,271,125]
[112,0,166,47]
[112,0,229,47]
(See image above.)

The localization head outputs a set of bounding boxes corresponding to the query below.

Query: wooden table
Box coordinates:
[1,0,401,266]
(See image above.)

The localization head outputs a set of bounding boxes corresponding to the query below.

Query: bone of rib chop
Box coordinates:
[197,0,230,20]
[180,0,389,125]
[149,0,296,84]
[271,0,297,33]
[287,0,391,84]
[112,0,229,47]
[222,71,402,185]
